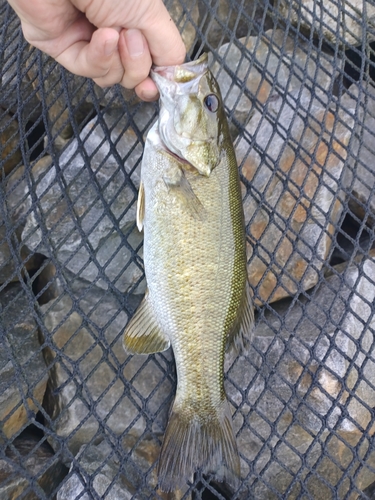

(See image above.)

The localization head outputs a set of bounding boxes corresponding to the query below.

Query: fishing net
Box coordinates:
[1,0,375,498]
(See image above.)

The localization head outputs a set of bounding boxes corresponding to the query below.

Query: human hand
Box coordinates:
[7,0,186,100]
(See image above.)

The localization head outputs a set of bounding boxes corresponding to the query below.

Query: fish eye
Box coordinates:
[204,94,219,113]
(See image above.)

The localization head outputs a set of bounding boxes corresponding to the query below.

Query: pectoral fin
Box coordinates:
[123,291,170,354]
[136,181,145,232]
[226,281,254,353]
[163,169,206,221]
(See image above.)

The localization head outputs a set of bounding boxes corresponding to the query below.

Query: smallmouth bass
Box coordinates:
[123,53,254,491]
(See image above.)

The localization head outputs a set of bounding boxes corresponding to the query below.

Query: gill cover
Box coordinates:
[151,53,223,176]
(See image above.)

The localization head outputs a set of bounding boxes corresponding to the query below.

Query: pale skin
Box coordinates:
[7,0,186,101]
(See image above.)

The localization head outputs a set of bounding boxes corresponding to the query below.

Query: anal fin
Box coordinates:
[226,281,254,353]
[123,291,170,354]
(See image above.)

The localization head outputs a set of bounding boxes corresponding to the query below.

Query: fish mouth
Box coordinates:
[151,53,208,84]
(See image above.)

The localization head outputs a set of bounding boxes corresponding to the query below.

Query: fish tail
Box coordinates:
[157,399,240,492]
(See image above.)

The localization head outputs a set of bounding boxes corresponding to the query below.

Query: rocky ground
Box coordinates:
[1,0,375,498]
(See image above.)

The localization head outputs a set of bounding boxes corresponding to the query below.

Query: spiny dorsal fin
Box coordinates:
[123,291,170,354]
[136,181,145,232]
[226,281,254,354]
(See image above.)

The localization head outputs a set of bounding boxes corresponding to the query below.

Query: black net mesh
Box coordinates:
[1,0,375,498]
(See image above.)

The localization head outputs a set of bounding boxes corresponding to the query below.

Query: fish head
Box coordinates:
[151,53,225,177]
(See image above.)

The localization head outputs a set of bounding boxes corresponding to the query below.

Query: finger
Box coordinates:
[135,77,159,102]
[118,28,152,89]
[55,26,125,85]
[140,0,186,66]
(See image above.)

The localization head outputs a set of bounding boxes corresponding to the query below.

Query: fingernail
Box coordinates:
[125,29,144,59]
[104,38,117,57]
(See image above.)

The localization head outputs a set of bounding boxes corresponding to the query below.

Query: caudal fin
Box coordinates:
[157,399,240,492]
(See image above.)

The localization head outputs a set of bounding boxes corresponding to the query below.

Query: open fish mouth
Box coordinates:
[151,53,209,84]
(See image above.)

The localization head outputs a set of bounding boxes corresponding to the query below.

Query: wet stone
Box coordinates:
[0,427,68,499]
[0,284,48,440]
[210,29,342,136]
[225,257,375,497]
[277,0,375,46]
[235,83,354,305]
[21,106,157,294]
[41,275,173,458]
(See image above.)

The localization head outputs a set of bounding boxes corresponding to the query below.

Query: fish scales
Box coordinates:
[145,146,239,404]
[123,53,254,491]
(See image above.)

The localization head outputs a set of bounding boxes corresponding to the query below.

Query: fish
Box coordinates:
[123,53,254,492]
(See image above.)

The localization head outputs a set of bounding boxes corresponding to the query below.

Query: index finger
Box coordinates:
[138,0,186,67]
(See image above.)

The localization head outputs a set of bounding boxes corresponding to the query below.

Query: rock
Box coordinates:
[22,106,157,294]
[168,0,200,53]
[32,259,60,305]
[329,212,374,266]
[0,113,22,176]
[87,85,138,112]
[277,0,375,46]
[235,84,353,304]
[121,433,191,498]
[0,157,50,286]
[210,29,342,136]
[26,52,95,142]
[57,436,191,499]
[225,257,375,497]
[363,479,375,499]
[41,275,173,458]
[0,427,68,498]
[341,83,375,226]
[198,0,271,49]
[0,233,45,287]
[0,284,48,440]
[57,440,133,500]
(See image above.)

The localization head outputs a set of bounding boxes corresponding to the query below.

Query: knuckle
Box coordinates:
[91,63,124,87]
[93,74,121,88]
